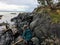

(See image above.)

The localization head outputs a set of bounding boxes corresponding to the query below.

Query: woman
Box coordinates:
[22,25,33,45]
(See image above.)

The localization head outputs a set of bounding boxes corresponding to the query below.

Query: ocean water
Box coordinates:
[0,12,20,24]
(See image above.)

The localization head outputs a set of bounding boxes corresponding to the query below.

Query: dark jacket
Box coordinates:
[22,29,32,41]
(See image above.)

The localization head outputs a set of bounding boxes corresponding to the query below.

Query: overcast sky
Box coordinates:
[0,0,38,12]
[0,0,59,12]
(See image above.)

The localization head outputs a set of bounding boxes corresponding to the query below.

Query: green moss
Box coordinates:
[50,13,60,23]
[34,7,60,24]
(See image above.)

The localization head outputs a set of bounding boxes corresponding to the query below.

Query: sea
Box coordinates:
[0,11,21,30]
[0,11,21,23]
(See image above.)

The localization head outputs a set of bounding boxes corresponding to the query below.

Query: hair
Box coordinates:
[23,25,30,30]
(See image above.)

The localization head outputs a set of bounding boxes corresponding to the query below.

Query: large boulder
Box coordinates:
[50,24,60,38]
[30,13,51,39]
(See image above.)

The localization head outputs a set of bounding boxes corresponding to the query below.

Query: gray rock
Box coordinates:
[30,13,51,38]
[31,37,39,45]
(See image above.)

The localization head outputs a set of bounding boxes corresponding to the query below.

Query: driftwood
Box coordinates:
[12,37,23,45]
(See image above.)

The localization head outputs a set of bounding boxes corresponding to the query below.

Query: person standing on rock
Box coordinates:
[12,25,33,45]
[22,25,33,45]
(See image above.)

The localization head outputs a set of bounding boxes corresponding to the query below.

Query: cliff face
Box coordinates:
[11,12,60,44]
[30,12,60,45]
[30,13,51,38]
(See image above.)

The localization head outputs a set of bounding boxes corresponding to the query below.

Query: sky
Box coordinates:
[0,0,38,12]
[0,0,59,12]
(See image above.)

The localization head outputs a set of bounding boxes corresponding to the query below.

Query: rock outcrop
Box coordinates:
[30,13,51,39]
[11,12,60,45]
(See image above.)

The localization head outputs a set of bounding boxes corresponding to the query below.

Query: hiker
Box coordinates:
[22,25,33,45]
[12,25,33,45]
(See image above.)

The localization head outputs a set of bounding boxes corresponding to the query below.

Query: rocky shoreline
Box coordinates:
[11,12,60,45]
